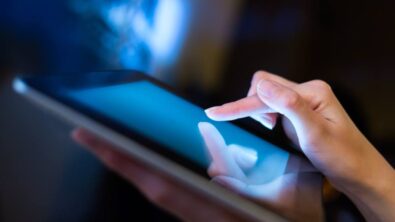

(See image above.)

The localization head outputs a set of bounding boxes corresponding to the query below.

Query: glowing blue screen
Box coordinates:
[66,80,289,182]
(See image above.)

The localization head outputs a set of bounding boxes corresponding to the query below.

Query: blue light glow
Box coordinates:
[106,4,132,29]
[66,81,290,183]
[100,0,189,71]
[149,0,186,64]
[13,78,27,93]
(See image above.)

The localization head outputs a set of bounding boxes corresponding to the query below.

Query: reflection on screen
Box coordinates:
[66,80,290,183]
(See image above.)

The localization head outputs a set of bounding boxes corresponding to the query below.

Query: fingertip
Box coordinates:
[71,128,79,140]
[204,107,222,121]
[70,128,102,152]
[197,121,212,132]
[205,106,219,115]
[71,128,85,143]
[198,121,209,128]
[198,122,224,144]
[205,106,239,121]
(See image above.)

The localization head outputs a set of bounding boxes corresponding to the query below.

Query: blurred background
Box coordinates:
[0,0,394,221]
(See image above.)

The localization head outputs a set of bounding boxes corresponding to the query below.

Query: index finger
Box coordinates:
[205,95,274,121]
[206,72,298,122]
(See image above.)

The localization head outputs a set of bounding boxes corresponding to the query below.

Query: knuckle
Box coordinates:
[281,91,301,109]
[312,79,331,89]
[305,80,334,102]
[251,71,263,84]
[252,70,269,83]
[253,70,265,78]
[311,80,332,93]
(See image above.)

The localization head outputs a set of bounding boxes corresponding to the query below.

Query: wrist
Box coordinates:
[346,167,395,221]
[351,151,393,195]
[349,167,394,200]
[336,149,395,221]
[332,141,392,194]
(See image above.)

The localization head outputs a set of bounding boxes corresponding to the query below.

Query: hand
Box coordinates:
[72,124,323,222]
[205,70,395,221]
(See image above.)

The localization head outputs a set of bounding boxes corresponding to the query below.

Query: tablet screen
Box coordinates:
[63,79,290,183]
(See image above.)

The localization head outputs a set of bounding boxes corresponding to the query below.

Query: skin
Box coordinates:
[72,70,395,221]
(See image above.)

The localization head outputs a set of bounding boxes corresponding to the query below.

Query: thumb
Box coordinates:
[256,80,323,147]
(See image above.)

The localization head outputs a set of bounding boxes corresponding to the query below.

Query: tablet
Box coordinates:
[13,70,289,221]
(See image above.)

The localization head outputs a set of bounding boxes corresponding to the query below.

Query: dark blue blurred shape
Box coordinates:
[0,0,189,75]
[0,0,98,72]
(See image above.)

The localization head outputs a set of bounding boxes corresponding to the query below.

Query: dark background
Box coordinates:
[0,0,394,221]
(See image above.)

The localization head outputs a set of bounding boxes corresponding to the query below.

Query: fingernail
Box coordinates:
[205,106,219,116]
[205,106,219,113]
[257,80,277,98]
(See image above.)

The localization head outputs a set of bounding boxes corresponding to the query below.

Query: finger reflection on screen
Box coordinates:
[198,122,323,220]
